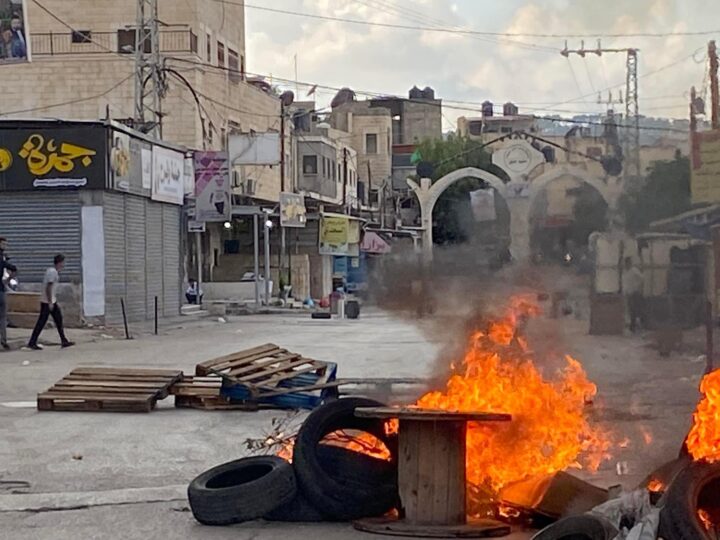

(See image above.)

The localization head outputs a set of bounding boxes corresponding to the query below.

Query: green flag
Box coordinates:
[410,148,422,165]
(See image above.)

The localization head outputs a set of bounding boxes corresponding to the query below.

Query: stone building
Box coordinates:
[4,0,285,202]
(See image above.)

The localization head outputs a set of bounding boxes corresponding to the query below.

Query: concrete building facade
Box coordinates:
[5,0,284,202]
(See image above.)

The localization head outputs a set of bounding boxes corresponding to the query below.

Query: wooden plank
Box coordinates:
[225,354,294,377]
[38,392,157,401]
[239,357,309,383]
[202,351,284,376]
[195,344,280,375]
[61,375,180,384]
[56,380,167,389]
[260,364,326,387]
[37,393,155,413]
[225,352,300,378]
[70,367,182,378]
[355,408,512,423]
[399,417,421,523]
[174,395,259,411]
[49,386,159,395]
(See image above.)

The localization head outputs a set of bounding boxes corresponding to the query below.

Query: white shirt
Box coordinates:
[622,267,643,295]
[41,267,59,304]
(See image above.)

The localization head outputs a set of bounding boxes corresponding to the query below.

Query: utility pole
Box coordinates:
[710,40,719,129]
[561,41,640,183]
[279,103,287,290]
[342,147,348,213]
[134,0,165,137]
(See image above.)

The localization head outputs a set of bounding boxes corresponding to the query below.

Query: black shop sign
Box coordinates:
[0,125,108,191]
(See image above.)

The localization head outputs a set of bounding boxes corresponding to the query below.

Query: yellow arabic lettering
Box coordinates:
[18,134,96,176]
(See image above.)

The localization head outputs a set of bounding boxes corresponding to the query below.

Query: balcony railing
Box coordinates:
[31,30,198,56]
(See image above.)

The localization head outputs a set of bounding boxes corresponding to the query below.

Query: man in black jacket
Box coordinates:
[0,236,18,350]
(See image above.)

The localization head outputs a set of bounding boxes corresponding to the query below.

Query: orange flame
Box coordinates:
[687,370,720,462]
[647,478,664,493]
[414,297,610,499]
[699,509,713,531]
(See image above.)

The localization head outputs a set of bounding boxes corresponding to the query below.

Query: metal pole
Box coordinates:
[195,231,203,306]
[120,299,131,340]
[154,296,158,335]
[264,219,271,305]
[710,40,719,130]
[707,301,715,374]
[253,215,260,306]
[281,225,286,291]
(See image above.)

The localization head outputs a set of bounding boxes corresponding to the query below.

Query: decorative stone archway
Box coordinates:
[407,165,613,262]
[406,167,510,259]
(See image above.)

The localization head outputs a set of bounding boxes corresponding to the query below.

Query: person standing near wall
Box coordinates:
[27,254,75,350]
[622,257,645,333]
[0,236,17,350]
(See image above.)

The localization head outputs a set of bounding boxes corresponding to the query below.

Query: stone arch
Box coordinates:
[406,167,509,258]
[407,167,508,216]
[529,165,612,207]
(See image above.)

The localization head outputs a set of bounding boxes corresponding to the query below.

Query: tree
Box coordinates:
[414,135,509,245]
[619,151,691,233]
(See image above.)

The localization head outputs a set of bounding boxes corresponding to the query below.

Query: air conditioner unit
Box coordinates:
[232,170,242,188]
[243,178,256,196]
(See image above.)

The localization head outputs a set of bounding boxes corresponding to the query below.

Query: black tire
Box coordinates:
[293,397,399,521]
[188,455,296,526]
[265,445,396,523]
[659,460,720,540]
[532,515,618,540]
[264,490,326,523]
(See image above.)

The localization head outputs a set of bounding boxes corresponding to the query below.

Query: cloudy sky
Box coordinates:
[245,0,720,129]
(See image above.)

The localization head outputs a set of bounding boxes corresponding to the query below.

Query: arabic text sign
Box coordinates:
[152,146,185,205]
[280,192,307,228]
[319,215,359,256]
[228,132,281,165]
[0,125,108,190]
[194,151,231,222]
[691,129,720,204]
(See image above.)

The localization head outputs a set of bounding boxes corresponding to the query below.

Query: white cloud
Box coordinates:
[246,0,719,127]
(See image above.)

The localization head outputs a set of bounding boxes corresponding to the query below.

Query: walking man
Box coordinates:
[622,257,644,333]
[27,254,74,350]
[0,236,17,350]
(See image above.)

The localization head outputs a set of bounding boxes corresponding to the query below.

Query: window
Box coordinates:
[206,32,212,62]
[217,41,225,66]
[468,121,483,136]
[321,157,326,177]
[500,126,513,133]
[228,48,240,83]
[72,30,92,43]
[365,133,378,154]
[303,155,318,174]
[117,29,150,54]
[332,161,336,181]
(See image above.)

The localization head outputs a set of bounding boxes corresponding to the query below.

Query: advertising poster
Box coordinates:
[691,129,720,204]
[110,131,131,192]
[319,214,358,256]
[279,192,307,228]
[0,125,108,190]
[194,151,230,222]
[141,147,152,189]
[0,0,29,65]
[152,145,185,205]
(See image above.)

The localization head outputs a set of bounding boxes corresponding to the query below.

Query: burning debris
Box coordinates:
[687,369,720,463]
[413,296,611,506]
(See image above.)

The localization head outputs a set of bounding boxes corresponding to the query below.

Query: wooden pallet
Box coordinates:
[196,344,336,405]
[37,367,183,413]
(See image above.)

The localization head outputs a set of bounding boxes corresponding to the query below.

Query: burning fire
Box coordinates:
[699,509,713,531]
[687,370,720,462]
[414,296,610,496]
[647,478,664,493]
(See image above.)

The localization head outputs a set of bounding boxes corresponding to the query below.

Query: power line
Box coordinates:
[166,57,691,133]
[235,1,720,39]
[0,73,134,117]
[352,0,557,54]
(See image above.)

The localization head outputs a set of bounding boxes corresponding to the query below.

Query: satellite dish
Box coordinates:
[280,91,295,107]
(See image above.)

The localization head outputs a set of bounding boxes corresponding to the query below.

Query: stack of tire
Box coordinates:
[188,398,399,526]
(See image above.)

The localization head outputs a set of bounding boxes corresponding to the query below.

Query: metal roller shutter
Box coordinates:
[145,201,164,317]
[103,192,127,327]
[125,195,147,322]
[0,192,81,281]
[162,204,181,317]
